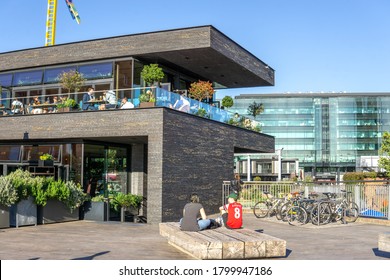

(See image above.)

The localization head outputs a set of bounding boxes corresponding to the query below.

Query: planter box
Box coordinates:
[139,102,155,108]
[121,206,140,223]
[38,200,79,224]
[10,196,37,227]
[57,107,76,113]
[38,159,54,167]
[0,204,10,229]
[83,201,107,221]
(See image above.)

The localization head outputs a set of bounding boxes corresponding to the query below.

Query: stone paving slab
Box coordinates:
[0,214,389,260]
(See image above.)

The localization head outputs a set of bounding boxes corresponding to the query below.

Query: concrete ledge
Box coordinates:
[378,232,390,252]
[159,222,286,259]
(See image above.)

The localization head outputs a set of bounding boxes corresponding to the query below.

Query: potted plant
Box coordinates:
[188,80,215,102]
[37,178,86,224]
[7,169,39,227]
[139,90,156,108]
[83,194,108,221]
[221,96,234,110]
[195,108,209,118]
[110,193,143,222]
[140,64,164,86]
[0,176,17,228]
[39,153,54,166]
[58,70,86,93]
[56,98,78,113]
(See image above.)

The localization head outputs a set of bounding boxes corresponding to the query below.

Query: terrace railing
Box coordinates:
[0,87,260,132]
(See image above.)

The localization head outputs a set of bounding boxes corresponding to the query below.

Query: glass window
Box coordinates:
[44,66,76,83]
[79,62,113,80]
[22,145,61,162]
[0,73,13,87]
[0,145,21,161]
[1,88,11,107]
[13,70,43,86]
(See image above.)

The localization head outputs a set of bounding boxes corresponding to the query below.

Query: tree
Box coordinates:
[188,80,215,101]
[141,64,164,86]
[221,96,234,109]
[58,70,86,93]
[378,131,390,177]
[247,101,264,119]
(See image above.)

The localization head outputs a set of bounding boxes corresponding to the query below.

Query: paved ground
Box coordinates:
[0,214,389,260]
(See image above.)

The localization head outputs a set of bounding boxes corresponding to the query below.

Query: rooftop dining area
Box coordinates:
[0,87,261,132]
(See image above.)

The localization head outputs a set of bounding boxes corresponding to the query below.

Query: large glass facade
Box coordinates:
[228,93,390,177]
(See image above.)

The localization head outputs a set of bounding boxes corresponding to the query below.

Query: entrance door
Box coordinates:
[83,144,129,221]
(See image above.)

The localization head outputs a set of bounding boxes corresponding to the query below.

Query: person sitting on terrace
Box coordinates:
[102,90,118,109]
[11,98,24,115]
[82,87,97,111]
[31,96,43,114]
[120,97,134,109]
[48,96,59,113]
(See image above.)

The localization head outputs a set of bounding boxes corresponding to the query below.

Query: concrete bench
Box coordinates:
[159,222,286,259]
[378,232,390,252]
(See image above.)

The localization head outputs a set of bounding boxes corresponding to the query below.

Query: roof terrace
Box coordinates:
[0,87,261,133]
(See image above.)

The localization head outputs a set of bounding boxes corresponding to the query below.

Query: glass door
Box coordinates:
[83,144,129,221]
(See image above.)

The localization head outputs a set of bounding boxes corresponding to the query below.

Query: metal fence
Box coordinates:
[222,181,390,220]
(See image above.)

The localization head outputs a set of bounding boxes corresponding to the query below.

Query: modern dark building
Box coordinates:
[0,26,275,223]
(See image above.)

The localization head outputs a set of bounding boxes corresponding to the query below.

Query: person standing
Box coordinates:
[230,173,244,197]
[180,193,211,231]
[218,192,243,229]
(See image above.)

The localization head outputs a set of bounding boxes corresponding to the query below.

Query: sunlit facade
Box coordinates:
[0,26,275,223]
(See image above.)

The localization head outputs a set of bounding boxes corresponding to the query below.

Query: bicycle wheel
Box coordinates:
[253,201,270,218]
[344,202,359,223]
[286,206,307,226]
[276,201,291,221]
[310,202,331,225]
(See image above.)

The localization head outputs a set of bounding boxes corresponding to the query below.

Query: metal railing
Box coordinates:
[222,180,390,220]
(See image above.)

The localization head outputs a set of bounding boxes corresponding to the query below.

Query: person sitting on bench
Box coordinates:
[218,192,243,229]
[180,193,211,231]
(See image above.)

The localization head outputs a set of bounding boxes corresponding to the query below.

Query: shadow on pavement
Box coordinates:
[372,248,390,259]
[72,251,111,260]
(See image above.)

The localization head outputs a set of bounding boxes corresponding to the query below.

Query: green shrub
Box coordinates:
[110,193,143,211]
[91,195,105,202]
[363,171,377,179]
[30,176,47,206]
[0,176,18,206]
[64,181,86,211]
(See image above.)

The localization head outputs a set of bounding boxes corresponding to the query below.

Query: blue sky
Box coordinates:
[2,0,390,96]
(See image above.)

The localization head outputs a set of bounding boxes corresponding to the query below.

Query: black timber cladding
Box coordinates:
[0,25,274,88]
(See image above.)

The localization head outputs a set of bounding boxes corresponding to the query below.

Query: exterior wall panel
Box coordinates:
[161,109,274,222]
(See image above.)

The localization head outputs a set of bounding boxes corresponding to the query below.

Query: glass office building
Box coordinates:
[227,92,390,179]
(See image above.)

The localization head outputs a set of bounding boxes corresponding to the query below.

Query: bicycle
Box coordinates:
[310,191,359,225]
[331,190,359,223]
[253,191,287,219]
